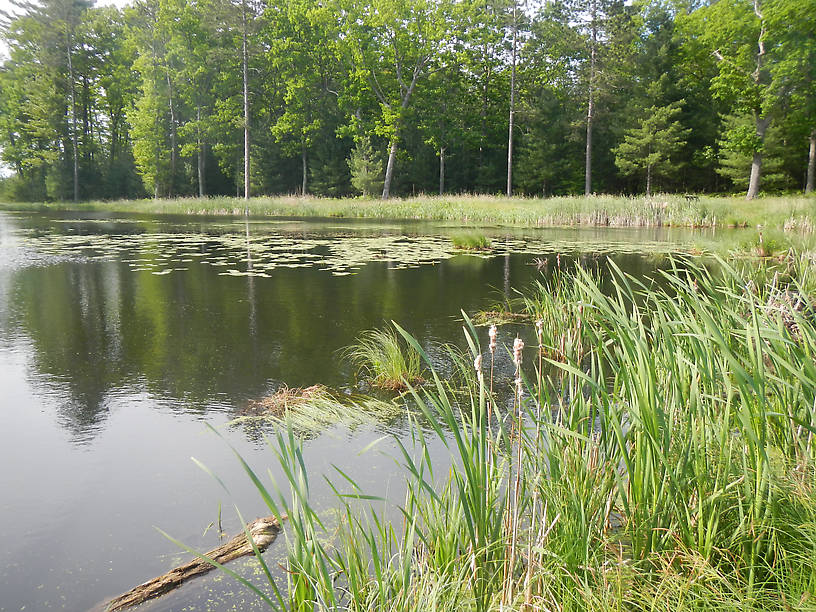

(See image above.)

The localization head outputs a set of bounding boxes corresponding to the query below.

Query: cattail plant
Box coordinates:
[503,336,526,606]
[193,252,816,612]
[488,324,497,394]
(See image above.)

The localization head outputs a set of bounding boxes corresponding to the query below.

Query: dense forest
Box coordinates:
[0,0,813,202]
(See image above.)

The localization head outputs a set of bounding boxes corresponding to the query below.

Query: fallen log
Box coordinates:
[105,515,281,612]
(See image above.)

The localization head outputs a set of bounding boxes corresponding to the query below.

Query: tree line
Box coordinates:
[0,0,813,203]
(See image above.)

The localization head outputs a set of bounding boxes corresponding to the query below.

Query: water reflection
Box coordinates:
[0,210,703,611]
[0,212,692,442]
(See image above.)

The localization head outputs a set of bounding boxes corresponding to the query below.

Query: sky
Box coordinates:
[0,0,131,59]
[0,0,135,176]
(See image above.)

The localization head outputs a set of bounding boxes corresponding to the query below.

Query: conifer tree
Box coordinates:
[348,135,383,197]
[613,99,689,196]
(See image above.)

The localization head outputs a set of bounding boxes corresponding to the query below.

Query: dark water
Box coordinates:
[0,211,718,611]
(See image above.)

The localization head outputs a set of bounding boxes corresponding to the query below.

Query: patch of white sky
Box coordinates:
[0,0,130,175]
[0,0,130,59]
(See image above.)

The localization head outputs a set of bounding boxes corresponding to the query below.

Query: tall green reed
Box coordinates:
[198,254,816,611]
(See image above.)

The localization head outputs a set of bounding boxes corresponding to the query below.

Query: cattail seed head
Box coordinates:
[488,324,497,353]
[513,337,524,367]
[474,354,482,372]
[515,376,524,397]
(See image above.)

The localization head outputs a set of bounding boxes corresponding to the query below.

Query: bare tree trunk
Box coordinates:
[646,164,652,197]
[585,1,597,197]
[807,129,815,194]
[242,0,250,201]
[382,136,399,199]
[196,106,206,198]
[439,146,445,195]
[154,112,161,198]
[66,33,79,203]
[746,114,771,200]
[301,144,307,195]
[165,71,177,197]
[381,70,422,199]
[506,1,517,197]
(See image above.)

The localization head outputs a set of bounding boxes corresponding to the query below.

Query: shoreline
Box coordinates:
[1,193,814,230]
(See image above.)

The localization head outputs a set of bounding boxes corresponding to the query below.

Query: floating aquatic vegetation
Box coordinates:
[471,310,531,326]
[231,384,401,435]
[6,214,703,278]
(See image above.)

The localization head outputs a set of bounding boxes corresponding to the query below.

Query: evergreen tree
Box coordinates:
[348,135,383,197]
[613,96,689,196]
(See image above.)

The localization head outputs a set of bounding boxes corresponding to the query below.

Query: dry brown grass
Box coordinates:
[242,384,331,418]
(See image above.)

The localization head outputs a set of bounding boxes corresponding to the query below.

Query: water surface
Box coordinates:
[0,211,732,611]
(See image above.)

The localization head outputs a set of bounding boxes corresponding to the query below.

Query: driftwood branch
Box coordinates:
[105,515,281,612]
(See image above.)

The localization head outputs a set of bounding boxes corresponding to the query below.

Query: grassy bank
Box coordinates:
[215,253,816,611]
[3,193,815,229]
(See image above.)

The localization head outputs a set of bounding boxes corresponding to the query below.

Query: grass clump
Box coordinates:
[230,384,400,436]
[451,232,492,251]
[241,384,331,418]
[203,253,816,611]
[342,325,423,391]
[471,309,529,325]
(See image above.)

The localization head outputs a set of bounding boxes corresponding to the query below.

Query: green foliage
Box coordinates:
[347,136,383,197]
[450,232,491,250]
[204,257,816,610]
[613,97,690,195]
[0,0,813,201]
[341,324,423,390]
[717,114,792,192]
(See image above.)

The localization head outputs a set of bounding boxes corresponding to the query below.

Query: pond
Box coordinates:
[0,211,749,611]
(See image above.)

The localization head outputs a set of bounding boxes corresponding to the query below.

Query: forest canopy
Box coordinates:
[0,0,813,202]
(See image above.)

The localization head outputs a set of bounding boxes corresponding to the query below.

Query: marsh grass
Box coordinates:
[241,384,331,418]
[195,253,816,611]
[6,193,816,230]
[230,385,400,435]
[451,232,492,250]
[471,309,530,326]
[342,325,424,391]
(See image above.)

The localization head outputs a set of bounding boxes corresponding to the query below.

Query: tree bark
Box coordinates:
[506,1,517,197]
[197,106,206,198]
[646,164,652,197]
[380,66,422,199]
[807,129,815,194]
[105,516,280,612]
[382,136,399,199]
[585,0,597,196]
[242,0,250,201]
[301,144,308,195]
[439,146,445,195]
[165,70,177,198]
[746,114,771,200]
[66,32,79,203]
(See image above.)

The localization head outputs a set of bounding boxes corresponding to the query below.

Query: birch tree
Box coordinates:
[690,0,797,199]
[339,0,453,199]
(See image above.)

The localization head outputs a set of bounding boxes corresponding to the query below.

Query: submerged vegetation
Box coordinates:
[215,253,816,611]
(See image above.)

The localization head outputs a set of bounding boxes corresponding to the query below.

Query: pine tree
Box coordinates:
[613,99,689,196]
[347,135,383,197]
